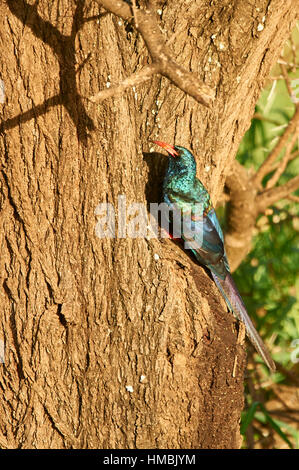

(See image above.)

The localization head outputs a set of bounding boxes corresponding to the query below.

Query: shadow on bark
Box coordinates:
[1,0,102,144]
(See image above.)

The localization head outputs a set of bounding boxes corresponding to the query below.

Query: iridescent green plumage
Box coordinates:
[163,145,228,279]
[154,141,275,372]
[163,146,211,212]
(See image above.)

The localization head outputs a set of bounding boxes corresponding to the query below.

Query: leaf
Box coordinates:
[258,404,294,449]
[241,401,260,435]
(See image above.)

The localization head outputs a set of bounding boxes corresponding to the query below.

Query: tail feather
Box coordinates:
[212,271,276,372]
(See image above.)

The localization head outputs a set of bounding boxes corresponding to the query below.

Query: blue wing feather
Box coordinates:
[162,147,275,371]
[167,203,228,279]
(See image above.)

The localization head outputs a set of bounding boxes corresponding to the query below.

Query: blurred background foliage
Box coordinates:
[227,24,299,449]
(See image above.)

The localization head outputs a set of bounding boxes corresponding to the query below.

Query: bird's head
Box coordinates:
[152,141,196,173]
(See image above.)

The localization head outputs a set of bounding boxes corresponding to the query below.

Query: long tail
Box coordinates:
[211,271,276,372]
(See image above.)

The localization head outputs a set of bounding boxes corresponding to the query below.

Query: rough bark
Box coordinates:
[0,0,298,449]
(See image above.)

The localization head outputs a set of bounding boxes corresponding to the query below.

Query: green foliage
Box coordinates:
[232,35,299,448]
[241,401,297,449]
[235,73,299,363]
[234,212,299,365]
[238,79,297,171]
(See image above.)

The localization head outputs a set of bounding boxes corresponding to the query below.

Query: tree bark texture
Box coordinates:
[0,0,298,449]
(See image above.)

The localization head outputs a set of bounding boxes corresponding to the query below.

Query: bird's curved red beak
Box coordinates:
[152,140,179,158]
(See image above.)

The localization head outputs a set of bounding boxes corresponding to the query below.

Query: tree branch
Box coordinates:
[252,113,281,126]
[253,106,299,186]
[280,62,293,98]
[225,164,299,271]
[287,194,299,203]
[224,161,258,272]
[265,129,299,189]
[271,149,299,171]
[87,64,159,103]
[225,45,299,270]
[257,174,299,212]
[96,0,214,106]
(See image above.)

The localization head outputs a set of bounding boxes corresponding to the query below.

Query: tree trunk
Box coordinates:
[0,0,297,449]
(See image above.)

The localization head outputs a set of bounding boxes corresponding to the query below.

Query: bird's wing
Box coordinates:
[206,209,230,273]
[167,200,228,279]
[165,189,275,371]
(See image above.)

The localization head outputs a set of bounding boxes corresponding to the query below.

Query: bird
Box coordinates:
[152,140,276,372]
